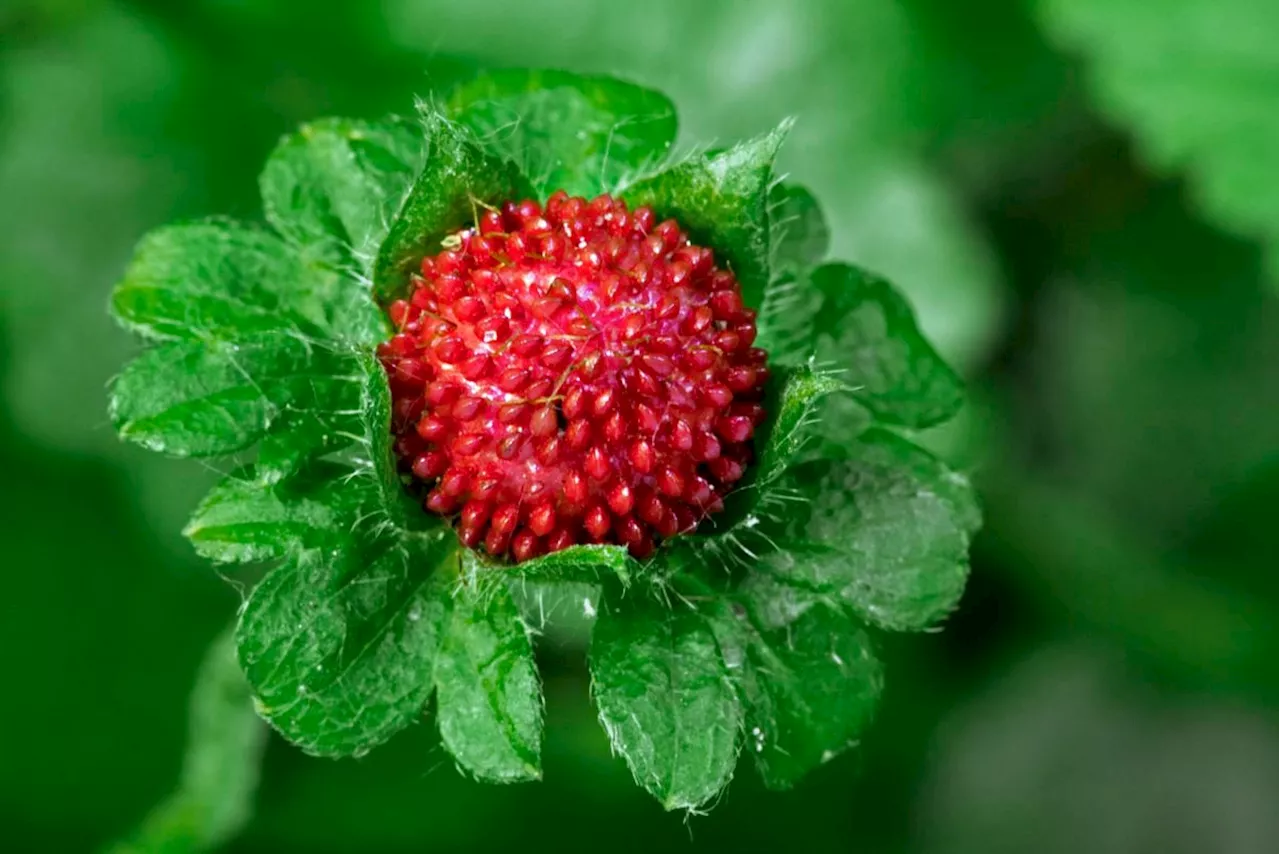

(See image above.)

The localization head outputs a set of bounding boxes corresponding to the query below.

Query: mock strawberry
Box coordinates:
[378,191,769,560]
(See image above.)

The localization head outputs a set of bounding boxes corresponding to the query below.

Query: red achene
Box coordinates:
[378,191,769,560]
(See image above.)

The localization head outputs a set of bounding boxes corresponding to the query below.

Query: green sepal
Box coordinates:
[768,183,829,277]
[622,121,791,310]
[461,544,636,588]
[260,116,425,276]
[448,69,677,198]
[372,109,528,301]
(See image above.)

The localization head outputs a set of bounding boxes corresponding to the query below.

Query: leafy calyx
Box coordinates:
[107,68,978,811]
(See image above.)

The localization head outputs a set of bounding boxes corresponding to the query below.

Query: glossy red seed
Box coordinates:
[562,386,588,419]
[673,506,698,534]
[709,457,746,484]
[638,492,667,526]
[607,482,635,516]
[459,518,485,547]
[725,366,756,392]
[529,502,557,536]
[511,530,541,562]
[425,489,456,514]
[491,504,520,537]
[476,316,511,343]
[563,470,589,505]
[497,367,528,393]
[461,500,491,529]
[454,296,486,322]
[616,515,645,547]
[452,433,485,456]
[434,337,466,363]
[511,334,542,357]
[669,419,695,451]
[498,403,528,424]
[629,440,655,473]
[535,436,560,464]
[541,342,573,370]
[411,451,448,480]
[440,468,470,496]
[584,505,611,540]
[546,528,575,552]
[416,416,447,442]
[425,382,460,407]
[657,466,686,498]
[686,476,713,506]
[602,412,626,444]
[629,531,655,559]
[584,446,611,481]
[383,193,769,560]
[530,406,557,437]
[696,432,722,462]
[497,434,523,460]
[565,419,592,450]
[716,414,754,443]
[454,396,485,420]
[635,403,661,432]
[484,527,512,556]
[471,475,500,502]
[459,354,491,380]
[591,387,615,417]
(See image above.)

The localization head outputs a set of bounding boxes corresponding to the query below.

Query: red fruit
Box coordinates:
[382,192,768,560]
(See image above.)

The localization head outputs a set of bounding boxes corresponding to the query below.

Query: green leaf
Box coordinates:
[622,121,791,310]
[708,576,882,790]
[505,544,635,585]
[183,464,356,564]
[766,429,979,632]
[590,597,741,811]
[448,69,677,198]
[709,365,847,547]
[236,533,455,756]
[110,221,327,341]
[757,184,830,358]
[354,349,408,509]
[109,335,364,458]
[805,262,964,429]
[372,110,526,301]
[1037,0,1278,260]
[751,365,848,492]
[435,580,544,783]
[260,116,425,274]
[109,336,303,457]
[110,220,382,345]
[252,397,365,481]
[768,183,829,277]
[104,625,267,854]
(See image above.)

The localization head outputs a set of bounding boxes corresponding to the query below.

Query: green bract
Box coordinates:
[107,69,979,811]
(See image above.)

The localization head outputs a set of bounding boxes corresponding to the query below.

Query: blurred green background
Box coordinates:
[1,0,1275,851]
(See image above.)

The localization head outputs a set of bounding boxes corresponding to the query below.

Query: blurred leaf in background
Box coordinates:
[1037,0,1279,271]
[915,643,1276,854]
[107,627,267,854]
